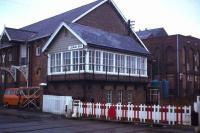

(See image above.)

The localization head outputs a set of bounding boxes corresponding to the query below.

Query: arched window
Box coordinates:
[153,47,161,76]
[165,46,175,65]
[188,48,194,70]
[181,47,186,65]
[194,51,199,71]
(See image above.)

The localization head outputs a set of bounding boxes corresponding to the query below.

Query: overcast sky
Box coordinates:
[0,0,199,38]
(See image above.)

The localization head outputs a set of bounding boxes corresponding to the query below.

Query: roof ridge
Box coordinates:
[136,27,165,32]
[5,27,37,33]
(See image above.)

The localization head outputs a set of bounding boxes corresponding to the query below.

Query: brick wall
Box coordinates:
[144,35,200,102]
[77,2,128,36]
[45,81,146,104]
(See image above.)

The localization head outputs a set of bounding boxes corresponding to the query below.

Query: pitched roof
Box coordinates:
[0,43,12,49]
[1,0,149,54]
[43,22,149,55]
[136,28,168,39]
[5,27,37,41]
[69,23,149,54]
[20,0,104,41]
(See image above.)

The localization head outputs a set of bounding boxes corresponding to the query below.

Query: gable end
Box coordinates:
[42,22,87,52]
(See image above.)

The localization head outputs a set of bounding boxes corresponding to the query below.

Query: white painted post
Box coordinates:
[139,104,143,122]
[197,96,200,131]
[152,105,156,123]
[182,106,191,126]
[127,104,133,122]
[105,103,111,119]
[95,103,99,118]
[116,103,120,120]
[155,105,160,124]
[80,102,83,117]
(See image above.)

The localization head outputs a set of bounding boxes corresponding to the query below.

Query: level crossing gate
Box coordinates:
[72,101,191,126]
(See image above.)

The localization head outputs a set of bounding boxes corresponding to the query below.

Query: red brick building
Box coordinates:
[0,0,149,104]
[137,28,200,104]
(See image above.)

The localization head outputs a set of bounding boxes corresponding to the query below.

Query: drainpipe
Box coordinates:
[177,35,180,97]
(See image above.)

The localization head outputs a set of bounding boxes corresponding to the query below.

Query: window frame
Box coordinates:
[88,50,95,71]
[106,90,112,103]
[127,90,133,104]
[36,46,41,56]
[95,50,101,71]
[8,53,12,62]
[48,48,147,77]
[117,90,123,103]
[63,51,71,72]
[72,50,79,71]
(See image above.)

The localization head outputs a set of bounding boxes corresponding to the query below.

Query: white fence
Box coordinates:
[73,102,191,126]
[43,95,72,115]
[194,96,200,130]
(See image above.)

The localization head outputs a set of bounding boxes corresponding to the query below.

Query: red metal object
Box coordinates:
[100,102,106,118]
[108,105,116,120]
[146,105,153,122]
[175,106,183,125]
[133,104,140,121]
[160,105,168,123]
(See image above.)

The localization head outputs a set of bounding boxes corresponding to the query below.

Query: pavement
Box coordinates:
[0,106,55,119]
[0,106,196,133]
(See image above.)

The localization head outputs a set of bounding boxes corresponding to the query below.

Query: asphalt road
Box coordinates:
[0,112,194,133]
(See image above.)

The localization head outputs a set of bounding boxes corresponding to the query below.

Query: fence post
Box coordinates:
[71,101,192,126]
[197,96,200,132]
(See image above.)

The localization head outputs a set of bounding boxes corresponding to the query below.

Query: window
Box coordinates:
[194,52,199,71]
[136,57,147,76]
[106,90,112,103]
[50,54,56,73]
[47,49,148,77]
[117,90,123,103]
[127,90,133,103]
[72,51,79,71]
[140,57,145,75]
[1,74,4,83]
[20,45,27,65]
[108,53,114,72]
[63,52,71,71]
[56,53,61,72]
[36,46,41,56]
[50,53,61,73]
[121,55,125,73]
[20,57,27,65]
[127,56,131,74]
[115,54,125,73]
[127,56,137,74]
[8,53,12,62]
[103,52,108,72]
[95,51,101,71]
[2,54,5,64]
[132,57,137,74]
[115,54,120,73]
[137,57,141,74]
[79,50,85,70]
[103,52,114,72]
[89,50,94,71]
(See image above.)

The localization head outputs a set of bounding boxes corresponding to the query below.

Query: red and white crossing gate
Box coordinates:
[72,102,191,126]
